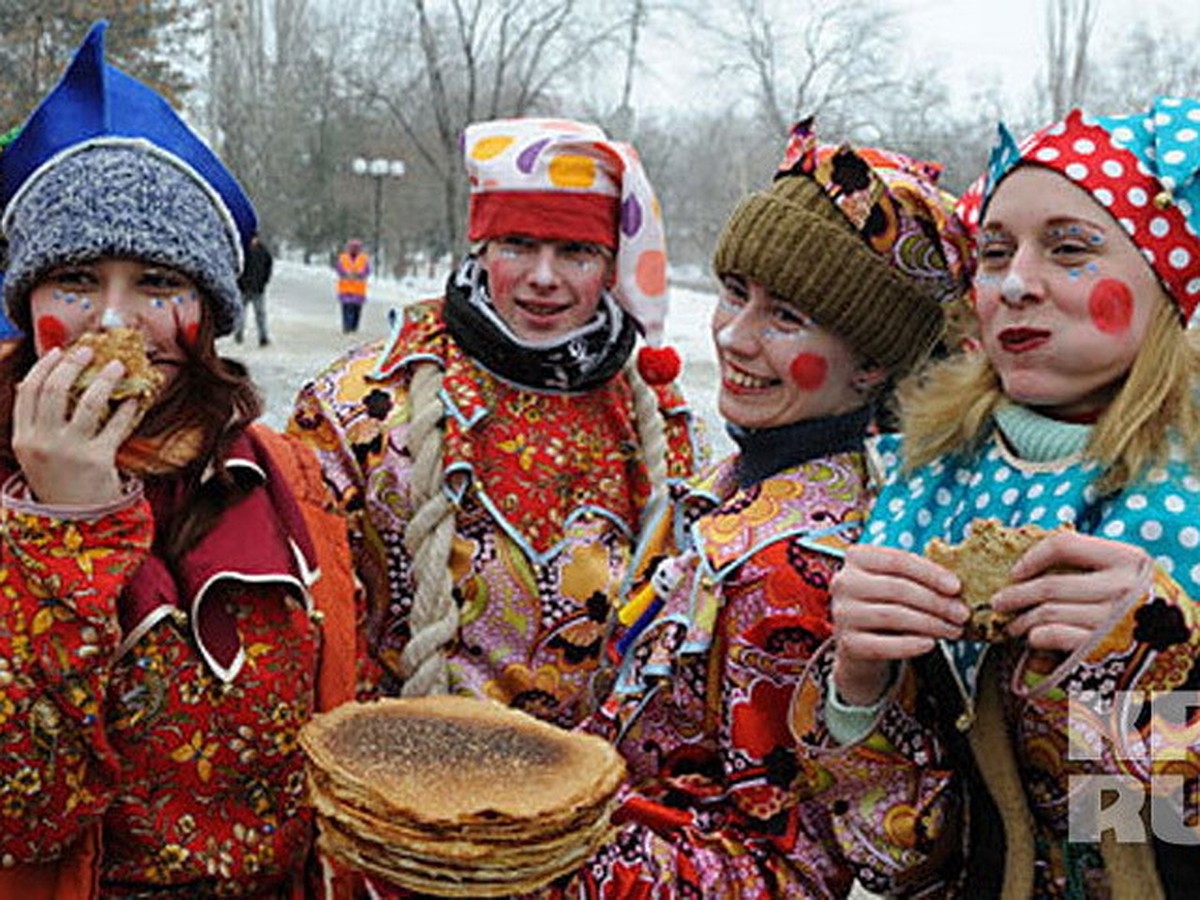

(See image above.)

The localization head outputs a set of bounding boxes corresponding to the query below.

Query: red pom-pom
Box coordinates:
[637,345,681,385]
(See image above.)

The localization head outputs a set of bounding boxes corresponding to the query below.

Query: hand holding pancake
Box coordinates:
[990,529,1152,653]
[925,520,1070,643]
[830,543,968,706]
[12,328,161,505]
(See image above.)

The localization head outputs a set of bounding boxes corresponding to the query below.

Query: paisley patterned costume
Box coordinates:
[288,298,698,727]
[792,407,1200,898]
[537,446,869,899]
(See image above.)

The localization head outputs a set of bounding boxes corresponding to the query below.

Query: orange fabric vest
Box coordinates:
[336,251,369,298]
[0,426,359,899]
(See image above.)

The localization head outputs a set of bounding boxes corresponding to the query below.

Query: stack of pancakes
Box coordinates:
[300,695,627,896]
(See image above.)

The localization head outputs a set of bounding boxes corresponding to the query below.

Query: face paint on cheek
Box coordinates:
[169,299,202,349]
[789,352,828,391]
[35,315,69,352]
[713,321,738,350]
[483,259,520,304]
[1088,278,1134,334]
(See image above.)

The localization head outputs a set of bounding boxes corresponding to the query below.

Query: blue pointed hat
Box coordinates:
[0,21,256,337]
[1,21,255,251]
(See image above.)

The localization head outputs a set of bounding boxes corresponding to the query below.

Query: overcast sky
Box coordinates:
[633,0,1197,119]
[901,0,1193,111]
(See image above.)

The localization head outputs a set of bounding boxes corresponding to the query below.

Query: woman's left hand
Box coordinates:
[992,531,1152,653]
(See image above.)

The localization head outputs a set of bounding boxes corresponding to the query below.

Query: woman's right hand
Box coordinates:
[831,544,968,706]
[12,345,141,506]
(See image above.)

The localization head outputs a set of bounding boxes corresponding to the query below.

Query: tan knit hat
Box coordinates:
[713,119,972,377]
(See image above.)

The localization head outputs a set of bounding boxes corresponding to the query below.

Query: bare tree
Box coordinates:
[205,0,368,259]
[1044,0,1098,119]
[1090,18,1200,113]
[696,0,907,141]
[342,0,627,253]
[607,0,647,138]
[0,0,203,128]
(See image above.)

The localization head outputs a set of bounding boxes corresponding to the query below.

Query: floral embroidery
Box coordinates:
[291,298,699,726]
[0,483,330,893]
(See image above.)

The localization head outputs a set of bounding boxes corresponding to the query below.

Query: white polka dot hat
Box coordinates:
[462,118,680,383]
[957,98,1200,323]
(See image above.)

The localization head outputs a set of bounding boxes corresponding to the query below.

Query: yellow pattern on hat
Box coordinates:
[548,154,597,188]
[471,136,515,160]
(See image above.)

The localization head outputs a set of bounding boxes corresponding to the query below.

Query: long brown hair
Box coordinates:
[0,301,265,569]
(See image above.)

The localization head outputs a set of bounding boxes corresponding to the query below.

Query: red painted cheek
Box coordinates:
[182,322,200,347]
[35,316,68,352]
[789,353,828,391]
[1088,279,1134,334]
[484,261,520,303]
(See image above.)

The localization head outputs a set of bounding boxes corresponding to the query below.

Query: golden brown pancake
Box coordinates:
[299,695,626,895]
[926,519,1069,642]
[68,327,163,418]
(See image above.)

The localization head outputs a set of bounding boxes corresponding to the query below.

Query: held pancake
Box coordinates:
[68,327,163,419]
[925,519,1070,642]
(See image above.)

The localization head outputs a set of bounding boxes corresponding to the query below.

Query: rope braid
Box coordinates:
[398,356,671,696]
[626,358,671,521]
[399,361,458,695]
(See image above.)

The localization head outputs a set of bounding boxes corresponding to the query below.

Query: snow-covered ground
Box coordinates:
[222,258,733,459]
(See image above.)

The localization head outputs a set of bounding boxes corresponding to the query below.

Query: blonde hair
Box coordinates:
[399,355,672,697]
[898,292,1200,493]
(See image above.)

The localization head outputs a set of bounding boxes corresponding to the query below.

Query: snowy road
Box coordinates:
[221,258,732,459]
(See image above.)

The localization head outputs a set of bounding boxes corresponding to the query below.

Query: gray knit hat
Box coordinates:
[4,142,243,337]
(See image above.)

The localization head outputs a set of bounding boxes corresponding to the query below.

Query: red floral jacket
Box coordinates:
[0,427,360,898]
[288,298,700,727]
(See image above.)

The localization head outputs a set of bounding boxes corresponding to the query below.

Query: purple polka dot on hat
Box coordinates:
[621,195,643,238]
[516,138,550,174]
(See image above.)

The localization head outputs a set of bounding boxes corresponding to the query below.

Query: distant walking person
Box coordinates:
[335,238,370,333]
[235,232,274,346]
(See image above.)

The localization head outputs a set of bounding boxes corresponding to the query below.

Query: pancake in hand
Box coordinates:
[68,327,163,420]
[925,519,1069,642]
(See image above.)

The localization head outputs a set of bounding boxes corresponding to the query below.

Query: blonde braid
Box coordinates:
[626,359,671,520]
[399,361,459,695]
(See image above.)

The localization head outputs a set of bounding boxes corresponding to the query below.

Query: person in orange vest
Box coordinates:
[335,237,371,333]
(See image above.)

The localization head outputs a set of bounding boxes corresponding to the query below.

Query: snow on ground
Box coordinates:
[224,259,733,458]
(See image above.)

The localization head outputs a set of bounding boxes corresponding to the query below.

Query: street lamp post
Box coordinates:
[352,156,406,275]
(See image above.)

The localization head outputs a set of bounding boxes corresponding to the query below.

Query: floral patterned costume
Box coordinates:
[0,427,360,897]
[792,408,1200,898]
[288,298,698,727]
[537,445,869,899]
